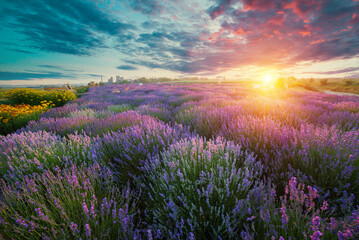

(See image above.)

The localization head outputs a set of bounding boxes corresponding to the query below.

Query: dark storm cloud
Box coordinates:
[2,0,134,56]
[117,65,137,70]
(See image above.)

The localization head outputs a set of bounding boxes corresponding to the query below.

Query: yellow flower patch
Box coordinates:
[0,103,50,123]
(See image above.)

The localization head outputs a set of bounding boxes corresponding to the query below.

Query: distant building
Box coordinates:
[108,77,113,84]
[88,81,96,87]
[116,76,124,83]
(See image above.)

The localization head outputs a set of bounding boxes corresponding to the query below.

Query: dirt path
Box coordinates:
[322,90,359,97]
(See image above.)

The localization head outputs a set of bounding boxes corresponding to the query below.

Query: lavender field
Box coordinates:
[1,84,359,240]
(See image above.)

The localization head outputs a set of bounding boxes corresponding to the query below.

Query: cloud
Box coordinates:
[141,21,161,29]
[87,74,103,77]
[2,0,134,56]
[6,48,34,54]
[38,65,80,72]
[304,67,359,75]
[2,0,359,77]
[122,0,359,75]
[0,71,71,80]
[207,0,235,19]
[198,0,359,74]
[348,73,359,78]
[117,65,137,70]
[128,0,164,15]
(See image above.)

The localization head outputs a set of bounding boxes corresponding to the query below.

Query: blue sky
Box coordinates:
[1,0,359,85]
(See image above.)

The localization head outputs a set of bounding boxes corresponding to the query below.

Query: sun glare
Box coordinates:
[263,74,273,84]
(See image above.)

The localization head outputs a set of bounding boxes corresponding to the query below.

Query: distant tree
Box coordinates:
[274,77,287,88]
[285,76,297,88]
[344,79,354,86]
[137,77,150,83]
[119,80,130,84]
[320,78,328,86]
[157,77,172,82]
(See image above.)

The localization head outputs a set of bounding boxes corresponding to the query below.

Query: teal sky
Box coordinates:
[1,0,359,86]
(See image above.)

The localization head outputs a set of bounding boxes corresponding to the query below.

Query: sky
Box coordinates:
[0,0,359,86]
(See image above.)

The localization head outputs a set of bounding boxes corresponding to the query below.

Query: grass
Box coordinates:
[293,78,359,95]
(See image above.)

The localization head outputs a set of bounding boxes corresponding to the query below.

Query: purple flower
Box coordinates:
[90,203,96,218]
[34,208,49,221]
[312,216,321,229]
[321,201,328,211]
[83,202,89,214]
[69,222,79,233]
[15,217,28,228]
[310,230,322,240]
[147,229,153,240]
[85,223,91,237]
[280,204,289,226]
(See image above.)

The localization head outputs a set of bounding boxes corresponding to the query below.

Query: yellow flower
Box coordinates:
[3,119,9,123]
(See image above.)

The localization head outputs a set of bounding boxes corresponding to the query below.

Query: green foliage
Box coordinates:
[136,77,151,83]
[302,83,319,92]
[0,111,42,135]
[107,104,133,113]
[274,77,287,88]
[74,86,89,97]
[344,79,355,86]
[74,86,89,94]
[117,80,131,84]
[0,103,51,135]
[320,78,328,86]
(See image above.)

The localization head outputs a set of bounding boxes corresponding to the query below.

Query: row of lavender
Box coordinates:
[0,84,358,239]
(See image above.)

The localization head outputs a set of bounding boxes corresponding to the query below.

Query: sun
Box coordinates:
[263,74,273,85]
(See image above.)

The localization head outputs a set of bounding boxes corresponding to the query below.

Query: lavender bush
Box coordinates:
[96,119,193,185]
[1,83,358,239]
[24,111,152,137]
[0,131,97,183]
[135,103,173,122]
[0,163,139,239]
[141,137,270,239]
